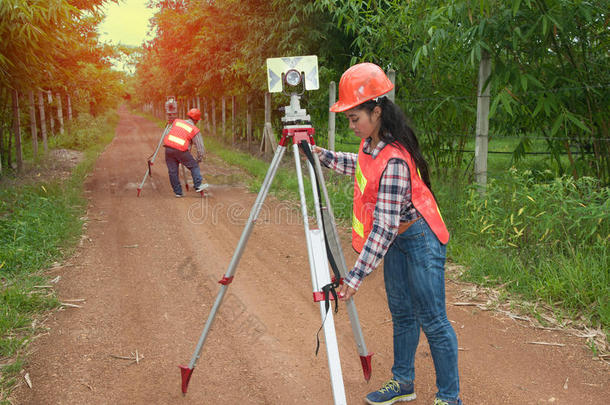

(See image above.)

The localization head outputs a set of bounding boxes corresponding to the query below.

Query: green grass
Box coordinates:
[437,169,609,340]
[0,109,117,403]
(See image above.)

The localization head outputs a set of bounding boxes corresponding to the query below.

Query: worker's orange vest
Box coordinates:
[163,119,199,151]
[352,140,450,252]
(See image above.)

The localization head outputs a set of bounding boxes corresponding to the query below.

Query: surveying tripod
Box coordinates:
[179,92,373,404]
[136,120,197,197]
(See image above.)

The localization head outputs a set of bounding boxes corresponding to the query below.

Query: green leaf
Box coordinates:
[520,74,528,92]
[542,15,548,36]
[565,112,591,133]
[551,113,564,136]
[533,96,544,117]
[512,0,522,17]
[501,90,514,116]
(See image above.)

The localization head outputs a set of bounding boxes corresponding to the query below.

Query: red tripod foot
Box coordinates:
[179,365,194,394]
[136,188,142,197]
[360,353,373,382]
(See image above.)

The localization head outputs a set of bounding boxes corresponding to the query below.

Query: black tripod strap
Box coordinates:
[315,283,339,355]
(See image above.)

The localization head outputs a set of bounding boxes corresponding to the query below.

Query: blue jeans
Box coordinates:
[383,218,461,404]
[164,147,202,195]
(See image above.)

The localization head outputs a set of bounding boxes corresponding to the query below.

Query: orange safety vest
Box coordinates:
[163,119,199,151]
[352,140,450,252]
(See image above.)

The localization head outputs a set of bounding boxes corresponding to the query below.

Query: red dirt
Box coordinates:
[12,107,609,404]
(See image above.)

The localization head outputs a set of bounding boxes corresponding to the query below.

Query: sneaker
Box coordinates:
[195,183,209,192]
[365,379,416,405]
[175,193,183,198]
[434,398,463,405]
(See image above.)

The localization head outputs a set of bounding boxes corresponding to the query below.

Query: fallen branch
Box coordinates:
[60,302,82,308]
[452,302,479,306]
[526,341,565,347]
[109,350,144,366]
[24,373,32,388]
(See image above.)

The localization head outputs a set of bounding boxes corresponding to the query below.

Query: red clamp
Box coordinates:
[279,127,316,146]
[313,291,336,302]
[218,276,234,285]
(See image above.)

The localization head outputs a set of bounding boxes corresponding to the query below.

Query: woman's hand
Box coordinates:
[338,283,356,301]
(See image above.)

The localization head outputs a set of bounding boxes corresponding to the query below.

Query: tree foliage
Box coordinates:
[0,0,123,111]
[133,0,353,111]
[132,0,608,182]
[317,0,609,182]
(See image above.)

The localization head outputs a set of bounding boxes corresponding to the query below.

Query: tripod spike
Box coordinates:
[360,354,373,381]
[179,365,194,394]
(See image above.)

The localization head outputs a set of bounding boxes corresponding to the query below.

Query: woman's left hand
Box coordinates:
[338,284,356,301]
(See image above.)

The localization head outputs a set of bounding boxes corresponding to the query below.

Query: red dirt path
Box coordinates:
[12,107,609,404]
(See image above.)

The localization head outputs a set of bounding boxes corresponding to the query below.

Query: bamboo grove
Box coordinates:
[0,0,128,172]
[135,0,608,183]
[0,0,608,183]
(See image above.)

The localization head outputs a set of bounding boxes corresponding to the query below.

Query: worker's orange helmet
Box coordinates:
[330,63,394,112]
[187,108,201,121]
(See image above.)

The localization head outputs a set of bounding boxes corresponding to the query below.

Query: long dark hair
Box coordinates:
[355,97,434,192]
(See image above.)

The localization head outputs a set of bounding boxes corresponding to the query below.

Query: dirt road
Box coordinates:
[12,107,608,404]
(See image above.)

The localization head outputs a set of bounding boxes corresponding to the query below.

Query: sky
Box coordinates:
[98,0,156,47]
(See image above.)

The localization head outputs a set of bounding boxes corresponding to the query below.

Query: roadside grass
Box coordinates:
[438,170,609,341]
[208,132,609,353]
[0,110,117,403]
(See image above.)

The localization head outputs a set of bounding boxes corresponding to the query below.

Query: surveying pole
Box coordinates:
[179,56,372,404]
[136,122,172,197]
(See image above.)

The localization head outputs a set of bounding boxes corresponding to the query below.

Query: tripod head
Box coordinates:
[165,96,178,123]
[281,93,311,126]
[165,96,178,124]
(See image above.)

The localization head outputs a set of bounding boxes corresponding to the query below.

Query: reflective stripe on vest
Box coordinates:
[351,140,449,252]
[175,121,194,132]
[352,215,364,239]
[355,161,367,194]
[167,135,187,147]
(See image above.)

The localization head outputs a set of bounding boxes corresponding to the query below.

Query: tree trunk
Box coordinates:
[48,91,55,135]
[56,92,64,134]
[29,90,38,159]
[232,96,236,146]
[38,91,48,152]
[67,93,72,121]
[12,89,23,172]
[222,96,226,143]
[0,87,7,174]
[475,51,491,194]
[328,81,336,151]
[246,95,252,152]
[212,99,216,135]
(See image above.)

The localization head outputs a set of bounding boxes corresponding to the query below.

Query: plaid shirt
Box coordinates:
[318,138,420,290]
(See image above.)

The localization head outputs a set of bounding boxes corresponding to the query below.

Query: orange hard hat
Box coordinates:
[330,63,394,112]
[187,108,201,121]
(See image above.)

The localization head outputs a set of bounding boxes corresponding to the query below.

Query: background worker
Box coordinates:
[313,63,462,405]
[163,108,208,197]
